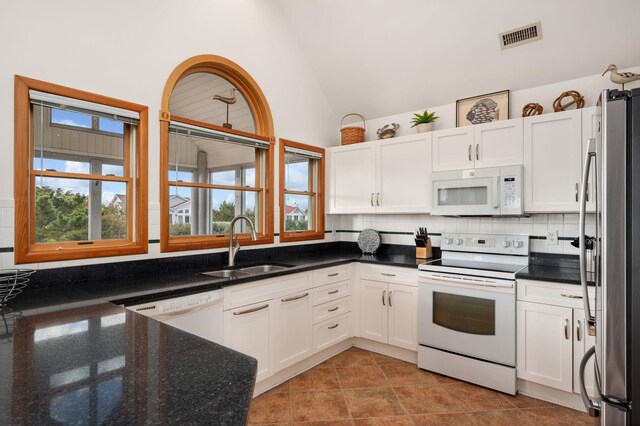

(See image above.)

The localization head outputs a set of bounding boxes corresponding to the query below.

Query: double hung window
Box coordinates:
[14,76,148,263]
[279,139,324,242]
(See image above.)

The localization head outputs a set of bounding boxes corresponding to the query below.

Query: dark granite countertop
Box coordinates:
[0,242,424,425]
[0,284,256,425]
[515,252,595,285]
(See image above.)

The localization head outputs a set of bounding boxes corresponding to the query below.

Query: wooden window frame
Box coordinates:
[279,138,325,243]
[14,75,148,264]
[160,55,275,253]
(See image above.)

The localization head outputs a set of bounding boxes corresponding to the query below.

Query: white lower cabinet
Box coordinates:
[359,265,418,351]
[223,266,353,383]
[274,289,312,371]
[516,279,595,397]
[224,300,273,382]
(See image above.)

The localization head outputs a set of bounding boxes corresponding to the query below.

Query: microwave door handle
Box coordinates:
[579,138,596,330]
[493,176,500,208]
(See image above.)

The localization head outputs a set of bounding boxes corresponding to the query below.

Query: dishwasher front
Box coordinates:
[127,290,223,344]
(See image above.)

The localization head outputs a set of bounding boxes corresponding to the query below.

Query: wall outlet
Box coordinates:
[547,230,559,245]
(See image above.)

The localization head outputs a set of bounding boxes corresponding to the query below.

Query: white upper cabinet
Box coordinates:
[474,119,524,168]
[524,109,583,212]
[581,107,600,212]
[327,143,376,214]
[327,134,431,214]
[432,119,523,172]
[432,127,474,171]
[376,135,431,213]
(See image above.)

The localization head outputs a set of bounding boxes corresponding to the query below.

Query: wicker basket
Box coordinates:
[340,113,366,145]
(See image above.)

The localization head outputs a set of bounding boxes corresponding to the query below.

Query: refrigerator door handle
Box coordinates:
[579,138,596,333]
[579,345,601,417]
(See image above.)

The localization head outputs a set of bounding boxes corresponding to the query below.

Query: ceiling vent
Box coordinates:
[499,21,542,49]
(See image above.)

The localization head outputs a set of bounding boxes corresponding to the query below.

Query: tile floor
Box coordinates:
[247,347,594,425]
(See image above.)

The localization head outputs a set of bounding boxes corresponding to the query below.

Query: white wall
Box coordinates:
[352,66,640,142]
[0,0,339,269]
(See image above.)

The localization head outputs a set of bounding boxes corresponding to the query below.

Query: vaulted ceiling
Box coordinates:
[276,0,640,120]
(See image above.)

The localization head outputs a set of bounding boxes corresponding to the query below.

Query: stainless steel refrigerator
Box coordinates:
[579,88,639,425]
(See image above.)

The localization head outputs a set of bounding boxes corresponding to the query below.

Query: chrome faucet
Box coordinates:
[228,215,257,267]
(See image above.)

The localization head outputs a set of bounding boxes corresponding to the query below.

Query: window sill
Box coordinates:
[15,242,148,264]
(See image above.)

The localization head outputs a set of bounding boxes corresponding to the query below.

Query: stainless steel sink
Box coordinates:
[201,263,292,279]
[202,269,251,279]
[238,264,291,274]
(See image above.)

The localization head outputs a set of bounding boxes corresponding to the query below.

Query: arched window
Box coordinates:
[160,55,275,252]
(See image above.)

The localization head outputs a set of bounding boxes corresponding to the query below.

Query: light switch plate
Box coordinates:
[547,230,558,245]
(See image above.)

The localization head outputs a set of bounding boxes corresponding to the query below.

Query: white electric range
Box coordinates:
[417,232,529,395]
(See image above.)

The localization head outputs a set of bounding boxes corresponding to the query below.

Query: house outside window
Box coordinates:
[279,138,324,242]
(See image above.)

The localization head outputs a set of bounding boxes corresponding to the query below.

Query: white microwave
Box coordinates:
[431,165,523,216]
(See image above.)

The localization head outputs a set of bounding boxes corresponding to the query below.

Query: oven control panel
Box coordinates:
[440,233,529,256]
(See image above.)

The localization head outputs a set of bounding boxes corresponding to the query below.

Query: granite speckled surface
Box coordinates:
[515,252,594,285]
[0,285,256,425]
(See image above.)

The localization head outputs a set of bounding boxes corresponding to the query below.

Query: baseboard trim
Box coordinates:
[517,379,589,413]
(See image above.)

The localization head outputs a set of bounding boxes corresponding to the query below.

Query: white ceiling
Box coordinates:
[276,0,640,120]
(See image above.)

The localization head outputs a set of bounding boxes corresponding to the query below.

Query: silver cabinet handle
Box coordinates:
[564,318,570,340]
[376,193,380,206]
[370,193,374,206]
[388,290,392,307]
[475,144,479,161]
[328,289,339,295]
[561,293,583,299]
[575,183,579,202]
[327,272,339,277]
[281,292,309,303]
[233,303,269,316]
[382,290,386,306]
[468,145,472,162]
[328,323,339,330]
[577,319,582,342]
[328,306,339,312]
[381,272,396,277]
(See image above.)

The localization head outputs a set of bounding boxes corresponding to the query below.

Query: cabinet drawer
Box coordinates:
[313,265,350,287]
[517,279,594,309]
[362,265,417,286]
[313,313,351,353]
[312,296,350,324]
[312,281,350,306]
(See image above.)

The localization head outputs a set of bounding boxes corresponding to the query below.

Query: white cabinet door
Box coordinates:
[432,126,474,172]
[573,308,596,397]
[474,119,524,168]
[360,280,388,344]
[524,109,582,212]
[274,290,312,371]
[387,283,417,350]
[581,107,600,213]
[327,144,376,213]
[516,301,573,392]
[376,135,431,213]
[224,300,273,382]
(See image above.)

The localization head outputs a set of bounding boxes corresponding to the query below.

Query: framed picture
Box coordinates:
[456,90,509,127]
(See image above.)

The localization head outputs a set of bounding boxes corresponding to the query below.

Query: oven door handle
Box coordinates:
[420,274,513,289]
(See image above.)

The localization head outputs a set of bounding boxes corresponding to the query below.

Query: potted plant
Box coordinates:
[410,109,439,133]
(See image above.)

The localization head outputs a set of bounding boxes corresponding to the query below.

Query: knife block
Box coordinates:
[416,238,433,259]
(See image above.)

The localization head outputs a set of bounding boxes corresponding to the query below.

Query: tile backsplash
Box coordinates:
[334,213,596,255]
